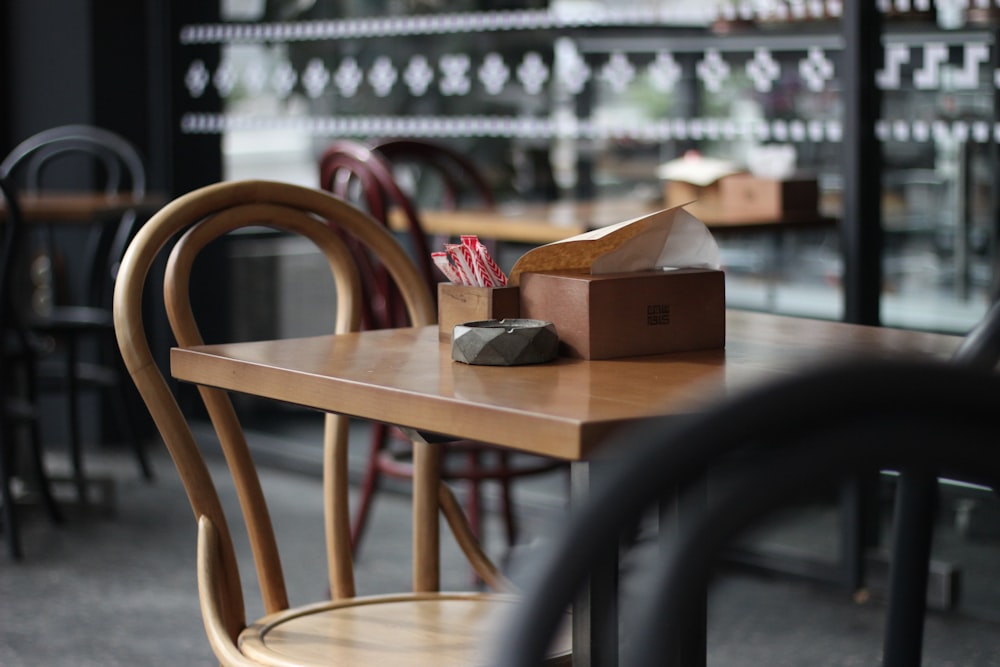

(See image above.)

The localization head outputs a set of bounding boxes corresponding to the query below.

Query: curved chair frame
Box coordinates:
[319,140,564,556]
[496,358,1000,667]
[115,180,559,666]
[318,140,434,327]
[0,124,146,198]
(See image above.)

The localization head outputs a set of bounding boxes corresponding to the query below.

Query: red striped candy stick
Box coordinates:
[474,240,508,287]
[445,244,476,285]
[431,251,463,284]
[461,235,491,287]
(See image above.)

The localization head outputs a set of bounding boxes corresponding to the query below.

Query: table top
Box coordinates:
[0,191,166,222]
[171,310,961,462]
[388,200,836,245]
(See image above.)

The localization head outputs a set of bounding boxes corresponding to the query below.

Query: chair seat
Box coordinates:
[240,592,572,667]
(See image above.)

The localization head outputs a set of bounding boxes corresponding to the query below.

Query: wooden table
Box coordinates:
[0,191,166,222]
[389,200,836,245]
[171,310,960,667]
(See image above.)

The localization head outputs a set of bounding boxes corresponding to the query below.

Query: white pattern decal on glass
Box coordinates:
[302,58,330,99]
[518,52,550,95]
[244,60,268,95]
[697,49,730,92]
[404,55,434,96]
[600,52,635,94]
[747,48,780,93]
[213,60,237,97]
[799,48,834,92]
[272,61,298,99]
[952,43,988,89]
[368,56,398,97]
[648,51,681,93]
[479,53,510,95]
[335,57,364,98]
[914,43,947,90]
[440,54,471,96]
[876,44,909,91]
[185,60,210,98]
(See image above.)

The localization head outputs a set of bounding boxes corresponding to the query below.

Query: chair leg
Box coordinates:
[464,449,483,541]
[64,337,88,507]
[351,422,386,551]
[882,470,936,667]
[25,414,62,524]
[0,425,23,560]
[496,451,519,547]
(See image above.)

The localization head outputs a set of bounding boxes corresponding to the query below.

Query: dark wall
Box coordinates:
[0,0,228,428]
[4,0,92,147]
[0,0,223,195]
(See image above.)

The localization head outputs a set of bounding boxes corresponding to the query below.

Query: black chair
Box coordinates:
[496,357,1000,667]
[0,177,62,559]
[319,139,564,555]
[0,124,153,505]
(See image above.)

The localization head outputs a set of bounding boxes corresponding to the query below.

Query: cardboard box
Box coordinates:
[665,174,818,222]
[437,283,520,340]
[519,268,725,360]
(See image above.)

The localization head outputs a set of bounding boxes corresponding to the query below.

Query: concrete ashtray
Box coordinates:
[451,319,559,366]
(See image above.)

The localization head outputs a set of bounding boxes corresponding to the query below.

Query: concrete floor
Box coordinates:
[2,414,1000,666]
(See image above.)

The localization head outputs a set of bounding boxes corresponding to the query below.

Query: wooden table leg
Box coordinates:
[404,428,441,593]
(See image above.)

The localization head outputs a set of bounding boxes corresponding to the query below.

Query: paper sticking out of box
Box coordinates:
[508,205,721,285]
[512,205,726,360]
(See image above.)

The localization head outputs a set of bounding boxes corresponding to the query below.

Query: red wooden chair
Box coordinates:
[319,139,565,555]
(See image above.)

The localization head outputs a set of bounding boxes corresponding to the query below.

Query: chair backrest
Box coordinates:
[318,139,437,329]
[0,177,32,356]
[0,124,147,308]
[494,357,1000,667]
[113,180,436,647]
[0,124,146,197]
[952,300,1000,368]
[370,138,496,210]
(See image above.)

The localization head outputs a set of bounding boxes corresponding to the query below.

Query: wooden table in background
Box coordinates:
[389,199,837,245]
[171,310,960,667]
[0,191,166,222]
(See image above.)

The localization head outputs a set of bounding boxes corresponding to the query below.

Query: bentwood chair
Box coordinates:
[319,141,564,554]
[113,179,571,666]
[0,124,153,504]
[496,357,1000,667]
[0,177,62,559]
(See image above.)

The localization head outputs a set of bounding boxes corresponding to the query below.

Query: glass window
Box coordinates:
[173,1,996,334]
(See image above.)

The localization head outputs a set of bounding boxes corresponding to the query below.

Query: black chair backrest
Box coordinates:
[952,300,1000,368]
[0,124,146,197]
[494,357,1000,667]
[0,178,29,342]
[0,125,147,308]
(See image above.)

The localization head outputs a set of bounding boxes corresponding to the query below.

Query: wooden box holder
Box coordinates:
[437,282,520,340]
